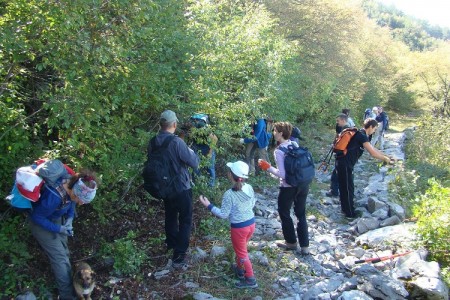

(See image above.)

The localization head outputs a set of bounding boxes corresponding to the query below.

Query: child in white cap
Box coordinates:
[198,161,258,289]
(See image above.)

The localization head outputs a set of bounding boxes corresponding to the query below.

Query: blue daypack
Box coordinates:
[279,144,315,186]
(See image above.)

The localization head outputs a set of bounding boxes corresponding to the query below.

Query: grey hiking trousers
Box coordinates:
[29,218,75,300]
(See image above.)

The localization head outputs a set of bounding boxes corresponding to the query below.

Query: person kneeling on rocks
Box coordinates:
[198,161,258,289]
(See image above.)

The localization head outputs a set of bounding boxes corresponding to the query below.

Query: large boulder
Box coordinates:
[356,223,417,248]
[409,277,449,300]
[356,265,409,299]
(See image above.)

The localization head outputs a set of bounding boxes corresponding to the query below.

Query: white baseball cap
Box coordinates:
[226,161,249,179]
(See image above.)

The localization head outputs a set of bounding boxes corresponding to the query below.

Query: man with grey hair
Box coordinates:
[146,110,199,269]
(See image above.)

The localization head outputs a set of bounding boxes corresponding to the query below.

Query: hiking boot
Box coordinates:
[298,246,310,256]
[232,264,245,279]
[326,191,339,197]
[172,257,188,270]
[172,260,188,270]
[235,277,258,289]
[276,241,297,250]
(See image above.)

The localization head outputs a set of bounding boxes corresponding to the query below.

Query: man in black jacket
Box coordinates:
[148,110,199,268]
[336,118,393,218]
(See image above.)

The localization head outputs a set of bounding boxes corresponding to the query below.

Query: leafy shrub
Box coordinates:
[0,215,36,297]
[412,179,450,267]
[198,218,229,240]
[388,166,420,217]
[405,116,450,186]
[393,116,449,285]
[100,231,148,276]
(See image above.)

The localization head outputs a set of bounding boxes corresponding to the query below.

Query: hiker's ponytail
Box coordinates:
[231,172,245,191]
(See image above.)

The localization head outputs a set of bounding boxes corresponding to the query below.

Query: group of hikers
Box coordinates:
[18,106,395,298]
[143,108,394,289]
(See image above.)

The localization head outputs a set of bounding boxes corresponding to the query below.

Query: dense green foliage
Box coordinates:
[362,0,450,51]
[413,179,450,265]
[0,215,36,298]
[1,0,450,296]
[405,117,450,184]
[100,230,148,276]
[392,117,450,285]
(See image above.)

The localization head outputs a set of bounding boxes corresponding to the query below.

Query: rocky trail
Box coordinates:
[182,131,449,300]
[18,131,448,300]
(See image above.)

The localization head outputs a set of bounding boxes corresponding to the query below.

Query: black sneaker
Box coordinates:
[172,260,188,270]
[326,191,339,197]
[232,264,245,279]
[345,214,358,221]
[235,277,258,289]
[172,257,188,270]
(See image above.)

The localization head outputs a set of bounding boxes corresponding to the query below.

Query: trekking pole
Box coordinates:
[354,251,412,264]
[317,146,333,173]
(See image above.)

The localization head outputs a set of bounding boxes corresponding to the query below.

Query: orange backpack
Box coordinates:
[333,127,358,156]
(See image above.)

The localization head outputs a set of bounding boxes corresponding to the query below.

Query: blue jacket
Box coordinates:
[30,184,75,233]
[244,118,270,148]
[376,112,388,131]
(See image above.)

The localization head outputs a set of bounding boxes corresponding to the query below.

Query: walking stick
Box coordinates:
[354,251,413,264]
[318,146,334,173]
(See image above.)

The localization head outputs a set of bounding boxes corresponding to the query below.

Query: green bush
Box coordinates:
[388,165,419,217]
[391,116,449,286]
[0,215,37,297]
[405,116,450,186]
[100,230,148,276]
[412,179,450,267]
[198,217,229,241]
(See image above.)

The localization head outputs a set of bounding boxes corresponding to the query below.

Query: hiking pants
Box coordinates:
[371,125,384,150]
[277,183,310,247]
[231,223,255,278]
[371,128,379,148]
[254,147,271,176]
[336,159,356,218]
[245,142,257,174]
[329,162,339,195]
[29,218,75,300]
[207,150,216,187]
[164,189,193,262]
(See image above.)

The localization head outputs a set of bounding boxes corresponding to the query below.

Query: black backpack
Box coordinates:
[142,135,181,199]
[279,144,315,186]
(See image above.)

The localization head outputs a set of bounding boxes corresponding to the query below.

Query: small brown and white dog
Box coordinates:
[73,262,95,300]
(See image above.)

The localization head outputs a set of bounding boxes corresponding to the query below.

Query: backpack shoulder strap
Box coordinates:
[151,135,176,152]
[342,127,358,133]
[279,143,298,154]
